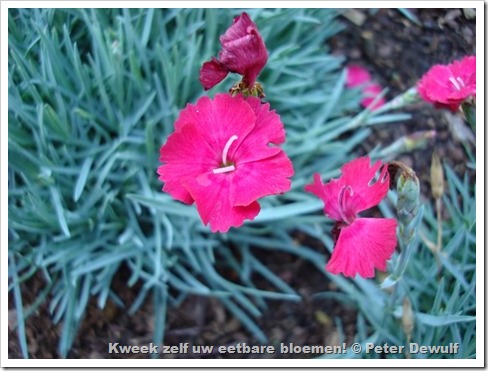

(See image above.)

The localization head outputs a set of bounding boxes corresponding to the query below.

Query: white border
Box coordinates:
[2,1,484,368]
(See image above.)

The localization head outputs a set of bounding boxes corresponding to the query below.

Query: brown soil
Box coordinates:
[8,8,476,359]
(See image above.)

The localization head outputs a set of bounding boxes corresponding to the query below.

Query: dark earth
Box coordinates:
[8,8,476,359]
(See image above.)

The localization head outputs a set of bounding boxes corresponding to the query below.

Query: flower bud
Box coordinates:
[430,152,444,200]
[402,296,414,343]
[389,161,420,226]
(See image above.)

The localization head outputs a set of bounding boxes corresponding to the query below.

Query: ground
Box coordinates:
[8,8,476,359]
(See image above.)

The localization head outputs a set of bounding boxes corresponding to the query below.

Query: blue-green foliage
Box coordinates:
[8,8,475,359]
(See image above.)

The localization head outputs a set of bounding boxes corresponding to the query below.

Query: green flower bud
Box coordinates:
[430,152,444,200]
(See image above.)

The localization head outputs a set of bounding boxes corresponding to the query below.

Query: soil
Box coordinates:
[8,8,476,359]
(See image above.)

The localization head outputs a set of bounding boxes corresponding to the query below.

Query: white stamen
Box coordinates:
[456,76,465,87]
[448,77,461,91]
[338,185,354,224]
[221,135,238,165]
[212,135,239,174]
[213,165,236,174]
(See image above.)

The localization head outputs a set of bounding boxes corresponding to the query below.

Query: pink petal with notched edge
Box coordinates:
[448,55,476,100]
[158,122,217,204]
[305,173,344,222]
[232,97,287,165]
[229,151,294,207]
[306,157,390,221]
[175,94,256,154]
[346,65,372,88]
[361,83,385,110]
[417,65,456,103]
[183,171,261,233]
[335,157,390,214]
[326,218,398,278]
[244,97,286,145]
[199,57,230,91]
[218,12,268,88]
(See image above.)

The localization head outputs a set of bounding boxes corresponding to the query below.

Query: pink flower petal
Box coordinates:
[199,57,230,90]
[245,97,286,145]
[417,65,455,103]
[174,94,256,155]
[326,218,397,278]
[183,172,261,232]
[338,157,390,214]
[361,83,385,110]
[306,157,390,221]
[233,97,287,164]
[158,122,217,204]
[346,65,372,88]
[451,55,476,88]
[230,151,294,206]
[305,173,344,222]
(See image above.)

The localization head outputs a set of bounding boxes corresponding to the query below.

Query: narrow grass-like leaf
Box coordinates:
[73,157,94,202]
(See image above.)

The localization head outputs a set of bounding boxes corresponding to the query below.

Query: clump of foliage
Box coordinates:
[8,8,475,360]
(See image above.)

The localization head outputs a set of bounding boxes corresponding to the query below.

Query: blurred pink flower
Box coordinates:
[417,55,476,112]
[200,12,268,90]
[346,64,371,88]
[305,157,397,278]
[157,93,293,233]
[345,65,385,110]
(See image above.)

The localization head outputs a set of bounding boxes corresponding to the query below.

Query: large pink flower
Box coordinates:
[157,93,293,233]
[417,55,476,112]
[200,12,268,90]
[305,157,397,278]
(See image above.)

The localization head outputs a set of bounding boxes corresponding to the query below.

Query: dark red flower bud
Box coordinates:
[199,12,268,90]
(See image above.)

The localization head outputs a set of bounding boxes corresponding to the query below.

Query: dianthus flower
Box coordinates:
[199,12,268,91]
[417,55,476,112]
[157,93,294,233]
[305,157,397,278]
[346,65,385,111]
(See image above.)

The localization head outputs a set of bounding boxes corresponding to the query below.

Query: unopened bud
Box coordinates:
[374,86,420,114]
[430,152,444,200]
[402,296,414,343]
[389,161,420,226]
[380,130,436,158]
[404,130,436,152]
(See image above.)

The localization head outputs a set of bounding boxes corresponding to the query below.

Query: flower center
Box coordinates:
[338,185,355,224]
[448,76,465,91]
[213,135,238,174]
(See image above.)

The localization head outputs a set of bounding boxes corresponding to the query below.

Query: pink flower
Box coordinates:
[305,157,397,278]
[346,65,371,88]
[345,65,385,110]
[417,55,476,112]
[157,93,294,233]
[200,12,268,90]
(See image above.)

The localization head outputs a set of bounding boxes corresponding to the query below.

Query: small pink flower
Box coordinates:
[305,157,397,278]
[417,55,476,112]
[346,65,371,88]
[157,93,293,233]
[200,12,268,90]
[345,65,385,111]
